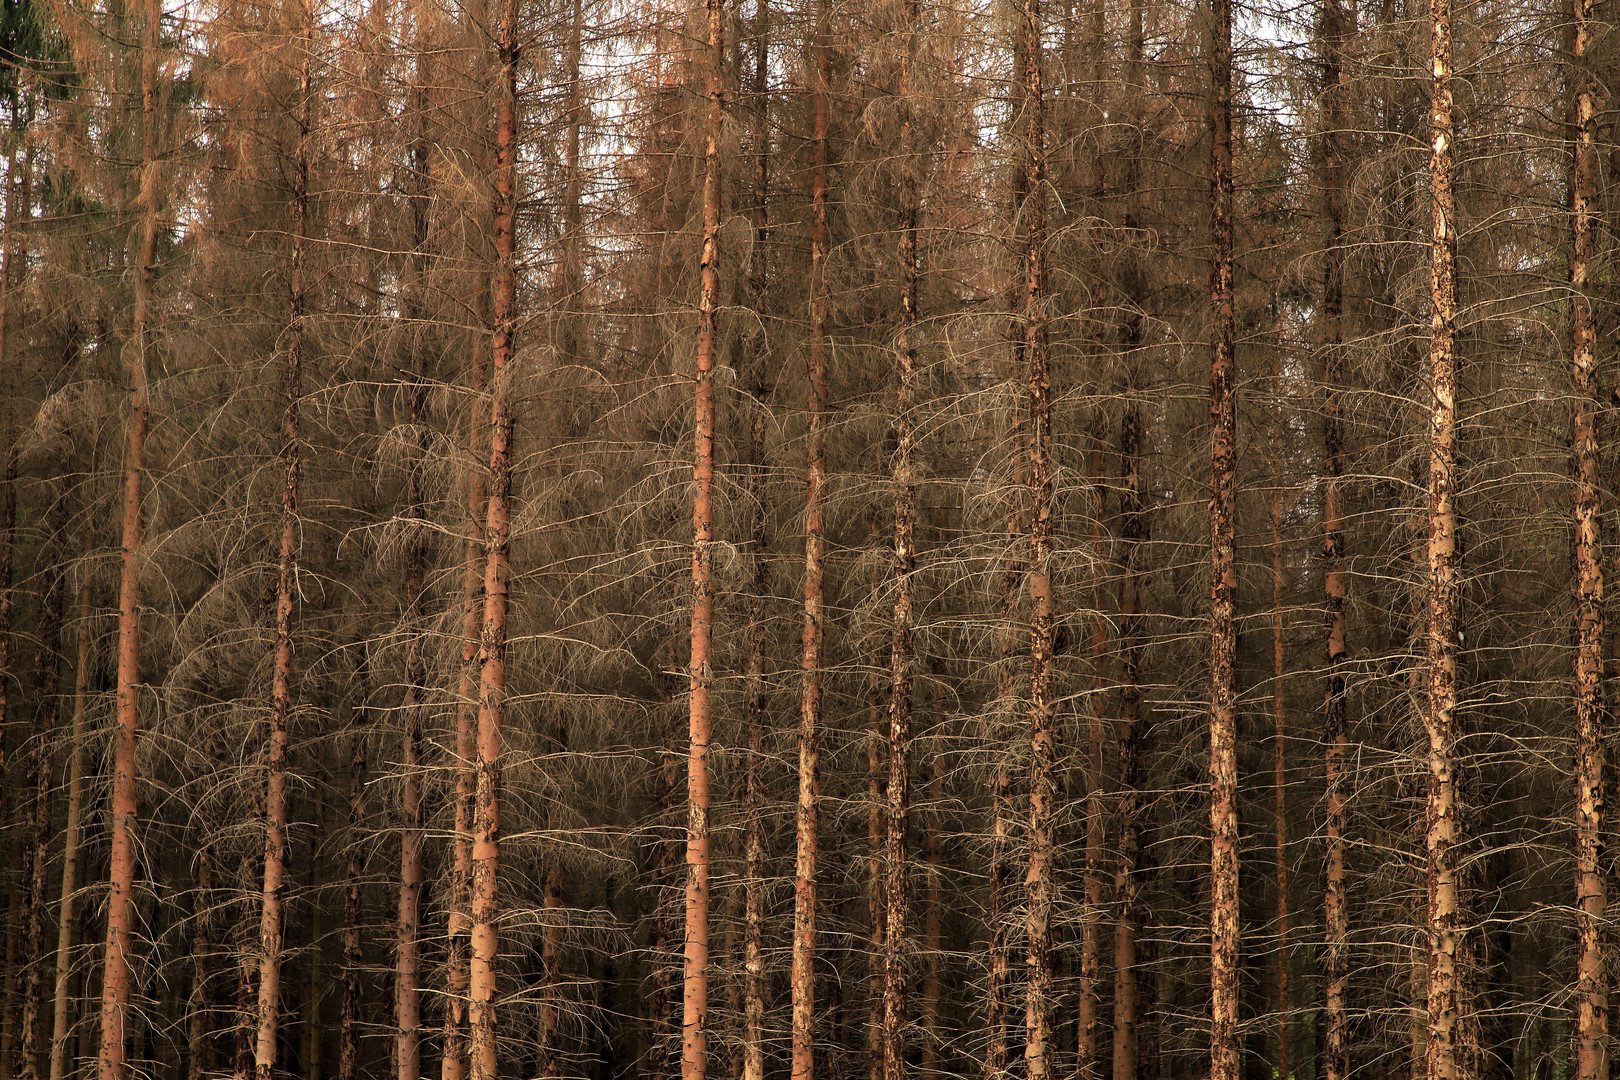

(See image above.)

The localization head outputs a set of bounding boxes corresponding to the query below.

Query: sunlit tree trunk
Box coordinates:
[247,13,312,1079]
[1570,0,1608,1073]
[1424,0,1466,1073]
[99,0,161,1071]
[469,0,520,1074]
[1207,0,1240,1070]
[682,0,725,1076]
[793,0,826,1069]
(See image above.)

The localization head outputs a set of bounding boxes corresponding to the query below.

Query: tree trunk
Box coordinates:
[793,0,826,1069]
[396,61,435,1080]
[1207,0,1240,1069]
[1319,1,1350,1076]
[18,490,69,1080]
[444,242,490,1080]
[1571,0,1608,1071]
[1424,0,1466,1073]
[1079,441,1105,1080]
[470,1,520,1075]
[682,0,724,1076]
[1110,394,1144,1080]
[868,601,889,1080]
[248,15,312,1079]
[51,547,94,1080]
[341,679,369,1080]
[99,0,160,1070]
[1270,352,1289,1080]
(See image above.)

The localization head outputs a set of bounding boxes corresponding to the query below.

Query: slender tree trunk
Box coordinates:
[1571,0,1609,1072]
[1424,0,1466,1072]
[868,606,889,1080]
[1079,442,1105,1080]
[341,675,368,1080]
[444,263,490,1080]
[19,492,69,1080]
[470,2,520,1075]
[986,68,1029,1080]
[1319,1,1350,1076]
[1270,352,1289,1080]
[248,14,312,1079]
[794,0,827,1071]
[1207,0,1240,1069]
[188,841,218,1080]
[396,60,435,1080]
[919,748,943,1080]
[739,10,771,1076]
[1110,387,1144,1080]
[1019,0,1055,1074]
[100,0,161,1069]
[683,0,725,1076]
[51,547,94,1080]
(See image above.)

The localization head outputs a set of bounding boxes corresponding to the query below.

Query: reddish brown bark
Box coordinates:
[867,602,889,1080]
[1207,0,1240,1070]
[1571,0,1608,1073]
[469,2,520,1075]
[793,0,827,1070]
[681,0,724,1074]
[444,271,489,1080]
[51,548,94,1080]
[1425,0,1466,1073]
[99,0,161,1070]
[1020,0,1054,1069]
[248,16,312,1079]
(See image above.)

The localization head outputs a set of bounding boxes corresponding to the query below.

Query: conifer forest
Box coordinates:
[3,0,1620,1078]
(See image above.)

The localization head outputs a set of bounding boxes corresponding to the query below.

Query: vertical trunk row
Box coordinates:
[883,1,922,1072]
[1019,0,1054,1071]
[1207,0,1240,1068]
[1424,0,1465,1073]
[1319,0,1350,1076]
[793,0,828,1069]
[682,0,725,1074]
[250,11,312,1078]
[50,552,94,1080]
[470,0,520,1072]
[99,0,161,1070]
[1570,0,1608,1071]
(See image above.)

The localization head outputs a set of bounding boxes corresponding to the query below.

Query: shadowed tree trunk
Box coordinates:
[50,541,94,1080]
[1319,0,1350,1076]
[341,674,368,1080]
